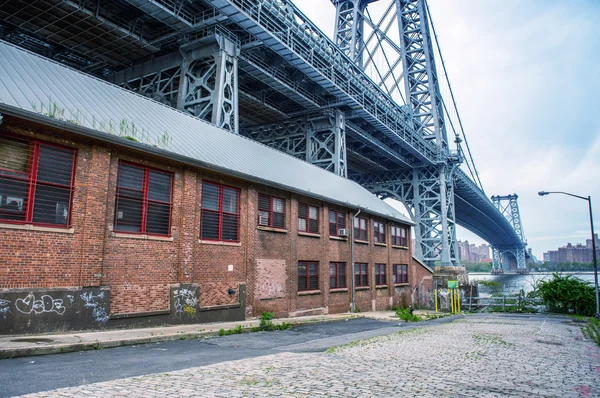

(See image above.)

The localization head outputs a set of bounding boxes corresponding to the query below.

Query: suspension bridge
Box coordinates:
[0,0,528,272]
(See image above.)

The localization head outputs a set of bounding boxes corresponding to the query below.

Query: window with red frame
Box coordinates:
[258,193,285,228]
[374,221,386,244]
[392,264,408,284]
[391,226,408,246]
[353,217,367,241]
[329,262,346,288]
[298,203,319,234]
[354,263,368,287]
[200,181,240,242]
[375,264,387,285]
[328,210,346,236]
[298,261,319,291]
[114,162,173,236]
[0,135,76,227]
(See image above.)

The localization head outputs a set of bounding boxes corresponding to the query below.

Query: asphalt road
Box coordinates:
[0,317,460,397]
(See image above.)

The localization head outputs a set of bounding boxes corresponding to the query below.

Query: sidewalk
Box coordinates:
[0,312,373,359]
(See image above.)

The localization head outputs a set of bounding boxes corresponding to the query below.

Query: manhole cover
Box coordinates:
[10,338,54,344]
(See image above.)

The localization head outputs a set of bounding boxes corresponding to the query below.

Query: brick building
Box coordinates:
[0,42,433,334]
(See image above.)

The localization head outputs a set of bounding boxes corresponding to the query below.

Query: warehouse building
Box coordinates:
[0,42,432,334]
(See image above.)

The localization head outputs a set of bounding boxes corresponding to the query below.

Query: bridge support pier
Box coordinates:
[354,165,459,268]
[242,110,347,178]
[492,245,527,274]
[178,32,240,134]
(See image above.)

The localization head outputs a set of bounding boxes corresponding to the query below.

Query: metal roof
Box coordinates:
[0,40,413,225]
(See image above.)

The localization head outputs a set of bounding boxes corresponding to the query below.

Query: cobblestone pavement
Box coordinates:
[17,315,600,397]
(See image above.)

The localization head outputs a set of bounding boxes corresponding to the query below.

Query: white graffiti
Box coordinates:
[66,295,75,304]
[80,291,109,323]
[15,293,66,316]
[0,298,10,320]
[258,281,284,299]
[174,288,198,319]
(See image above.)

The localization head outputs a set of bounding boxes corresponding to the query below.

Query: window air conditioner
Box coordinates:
[338,228,349,237]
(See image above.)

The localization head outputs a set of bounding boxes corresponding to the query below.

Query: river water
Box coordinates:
[468,272,598,296]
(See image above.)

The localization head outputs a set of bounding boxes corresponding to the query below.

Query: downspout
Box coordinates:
[351,207,362,312]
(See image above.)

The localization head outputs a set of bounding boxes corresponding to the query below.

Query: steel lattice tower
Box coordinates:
[491,195,528,273]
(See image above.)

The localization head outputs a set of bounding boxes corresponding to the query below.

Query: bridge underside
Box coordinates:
[0,0,525,264]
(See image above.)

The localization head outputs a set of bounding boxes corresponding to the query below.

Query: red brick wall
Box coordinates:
[1,118,423,323]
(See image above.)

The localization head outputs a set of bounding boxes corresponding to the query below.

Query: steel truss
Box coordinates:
[491,195,527,273]
[338,0,457,266]
[354,166,458,265]
[243,110,347,177]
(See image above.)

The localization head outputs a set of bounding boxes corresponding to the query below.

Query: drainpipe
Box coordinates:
[351,208,362,312]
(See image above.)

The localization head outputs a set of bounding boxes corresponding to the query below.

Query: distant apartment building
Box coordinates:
[457,240,491,263]
[543,234,600,264]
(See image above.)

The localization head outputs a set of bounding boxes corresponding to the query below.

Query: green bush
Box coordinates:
[534,273,596,316]
[396,307,420,322]
[259,311,276,331]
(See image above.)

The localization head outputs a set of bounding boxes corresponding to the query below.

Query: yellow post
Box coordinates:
[457,289,461,313]
[435,289,439,313]
[453,289,457,314]
[450,289,454,314]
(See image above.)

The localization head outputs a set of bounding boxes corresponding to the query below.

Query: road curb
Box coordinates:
[0,315,358,359]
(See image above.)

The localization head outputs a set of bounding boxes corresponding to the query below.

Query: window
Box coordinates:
[298,261,319,291]
[115,162,173,236]
[353,217,367,241]
[329,262,346,289]
[391,226,408,247]
[298,203,319,234]
[375,264,387,286]
[393,264,408,284]
[0,135,76,227]
[329,210,346,236]
[354,263,368,287]
[374,221,386,244]
[200,181,240,242]
[258,193,285,228]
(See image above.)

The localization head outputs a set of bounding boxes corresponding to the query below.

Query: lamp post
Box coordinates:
[538,191,599,318]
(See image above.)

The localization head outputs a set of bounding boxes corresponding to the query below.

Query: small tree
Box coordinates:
[534,273,596,316]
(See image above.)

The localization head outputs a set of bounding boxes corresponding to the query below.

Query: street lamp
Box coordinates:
[538,191,599,318]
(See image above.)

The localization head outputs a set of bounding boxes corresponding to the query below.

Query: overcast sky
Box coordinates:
[292,0,600,259]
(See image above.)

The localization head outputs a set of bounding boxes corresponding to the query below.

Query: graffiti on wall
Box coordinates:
[0,299,10,319]
[15,293,66,315]
[173,287,199,319]
[81,291,109,323]
[255,259,286,300]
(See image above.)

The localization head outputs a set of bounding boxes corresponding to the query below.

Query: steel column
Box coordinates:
[178,32,240,134]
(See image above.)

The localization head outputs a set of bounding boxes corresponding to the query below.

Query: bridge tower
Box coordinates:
[491,194,528,274]
[334,0,460,266]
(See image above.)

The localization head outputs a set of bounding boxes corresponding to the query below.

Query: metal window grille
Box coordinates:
[354,263,369,287]
[298,261,319,291]
[115,162,173,236]
[298,203,319,234]
[329,262,346,289]
[374,221,386,244]
[391,226,408,247]
[375,263,387,285]
[392,264,408,284]
[328,210,346,236]
[353,217,368,241]
[0,134,76,227]
[258,193,285,228]
[200,181,240,242]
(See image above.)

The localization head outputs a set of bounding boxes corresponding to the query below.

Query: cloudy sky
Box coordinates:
[292,0,600,258]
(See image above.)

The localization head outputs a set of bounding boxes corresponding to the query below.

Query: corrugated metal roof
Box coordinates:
[0,40,413,225]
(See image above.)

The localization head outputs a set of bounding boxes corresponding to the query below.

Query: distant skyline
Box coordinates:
[293,0,600,259]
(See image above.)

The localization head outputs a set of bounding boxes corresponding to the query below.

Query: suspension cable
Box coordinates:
[424,0,484,192]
